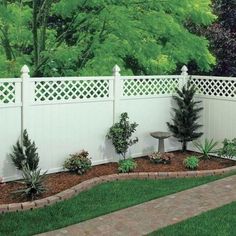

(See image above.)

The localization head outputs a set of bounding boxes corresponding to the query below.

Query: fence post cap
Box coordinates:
[112,65,121,76]
[181,65,188,75]
[21,65,30,74]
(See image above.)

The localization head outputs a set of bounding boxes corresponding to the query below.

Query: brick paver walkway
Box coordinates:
[38,175,236,236]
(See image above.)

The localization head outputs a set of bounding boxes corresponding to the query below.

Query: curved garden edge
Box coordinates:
[1,165,236,214]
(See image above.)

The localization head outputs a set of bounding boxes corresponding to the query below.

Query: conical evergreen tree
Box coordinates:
[10,130,39,171]
[167,81,203,152]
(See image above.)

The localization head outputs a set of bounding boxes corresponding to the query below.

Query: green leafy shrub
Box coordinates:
[63,150,92,175]
[106,112,138,159]
[217,138,236,159]
[167,81,203,152]
[183,156,199,170]
[14,164,47,200]
[10,130,39,171]
[118,159,137,173]
[193,138,218,159]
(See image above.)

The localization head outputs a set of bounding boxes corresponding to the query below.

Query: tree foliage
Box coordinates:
[187,0,236,76]
[0,0,216,77]
[167,81,203,152]
[207,0,236,76]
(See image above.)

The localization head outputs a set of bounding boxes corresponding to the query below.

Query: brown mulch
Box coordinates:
[0,151,235,205]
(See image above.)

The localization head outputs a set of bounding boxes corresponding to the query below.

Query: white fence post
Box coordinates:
[112,65,121,123]
[180,65,189,88]
[21,65,30,140]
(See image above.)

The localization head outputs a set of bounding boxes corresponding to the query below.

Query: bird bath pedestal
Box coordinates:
[150,131,172,152]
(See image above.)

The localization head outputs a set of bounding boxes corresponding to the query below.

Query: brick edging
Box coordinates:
[1,165,236,214]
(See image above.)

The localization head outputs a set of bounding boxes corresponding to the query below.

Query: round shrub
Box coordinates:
[63,150,92,175]
[183,156,199,170]
[118,158,137,173]
[148,152,173,164]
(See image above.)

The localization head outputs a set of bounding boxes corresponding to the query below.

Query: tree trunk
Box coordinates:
[0,1,14,61]
[182,141,187,152]
[1,26,13,60]
[32,0,39,75]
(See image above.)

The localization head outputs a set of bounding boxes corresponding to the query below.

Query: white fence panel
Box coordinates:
[0,78,22,181]
[120,97,181,157]
[27,101,114,175]
[191,75,236,147]
[201,98,236,141]
[119,75,183,156]
[0,107,22,181]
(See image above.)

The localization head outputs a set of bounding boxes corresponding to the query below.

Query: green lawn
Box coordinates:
[0,173,235,236]
[149,201,236,236]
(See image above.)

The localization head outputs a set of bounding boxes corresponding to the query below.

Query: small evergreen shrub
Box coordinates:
[63,150,92,175]
[106,112,138,159]
[217,138,236,159]
[183,156,199,170]
[10,130,39,171]
[14,164,47,200]
[167,81,203,152]
[118,159,137,173]
[193,138,218,159]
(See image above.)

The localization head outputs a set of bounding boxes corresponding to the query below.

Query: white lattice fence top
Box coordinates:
[34,79,111,102]
[190,76,236,98]
[0,81,16,104]
[122,76,180,97]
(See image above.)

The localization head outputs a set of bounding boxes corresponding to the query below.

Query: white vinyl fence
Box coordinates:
[0,65,236,181]
[191,75,236,141]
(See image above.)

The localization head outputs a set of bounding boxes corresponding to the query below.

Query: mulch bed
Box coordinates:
[0,151,235,204]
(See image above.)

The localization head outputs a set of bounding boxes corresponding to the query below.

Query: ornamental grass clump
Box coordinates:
[107,112,138,172]
[63,150,92,175]
[193,138,218,159]
[14,164,47,200]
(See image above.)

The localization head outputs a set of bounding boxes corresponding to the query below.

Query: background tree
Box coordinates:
[167,81,203,152]
[207,0,236,76]
[187,0,236,76]
[0,0,31,76]
[0,0,216,77]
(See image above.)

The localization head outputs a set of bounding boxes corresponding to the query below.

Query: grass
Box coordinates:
[0,173,235,236]
[149,201,236,236]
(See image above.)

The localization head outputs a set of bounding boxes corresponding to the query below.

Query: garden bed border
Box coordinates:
[1,166,236,214]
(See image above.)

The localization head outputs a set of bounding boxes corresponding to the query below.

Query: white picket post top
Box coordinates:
[179,65,189,88]
[21,65,30,76]
[181,65,188,76]
[113,65,121,123]
[112,64,121,77]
